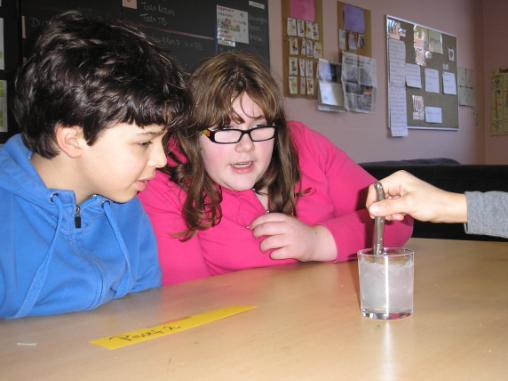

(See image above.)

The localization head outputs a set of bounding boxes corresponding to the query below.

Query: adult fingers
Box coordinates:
[368,197,410,219]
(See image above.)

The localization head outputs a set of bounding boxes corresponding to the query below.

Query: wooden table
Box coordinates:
[2,238,508,380]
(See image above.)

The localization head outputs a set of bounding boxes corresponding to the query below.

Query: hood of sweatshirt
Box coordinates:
[0,134,61,206]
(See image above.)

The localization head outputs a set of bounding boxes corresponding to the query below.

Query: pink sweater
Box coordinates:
[140,122,413,285]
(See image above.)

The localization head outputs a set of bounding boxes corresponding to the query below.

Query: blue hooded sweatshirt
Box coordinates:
[0,135,161,319]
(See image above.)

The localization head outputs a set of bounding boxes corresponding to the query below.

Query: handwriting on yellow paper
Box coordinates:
[90,305,256,350]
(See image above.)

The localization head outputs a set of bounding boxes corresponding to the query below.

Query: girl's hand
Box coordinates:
[249,213,337,261]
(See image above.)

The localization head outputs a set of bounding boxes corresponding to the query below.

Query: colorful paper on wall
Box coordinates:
[344,4,365,34]
[289,0,315,22]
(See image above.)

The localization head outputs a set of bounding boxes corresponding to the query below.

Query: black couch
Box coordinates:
[360,158,508,242]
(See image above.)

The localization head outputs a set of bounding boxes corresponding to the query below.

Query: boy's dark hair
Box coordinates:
[14,10,191,158]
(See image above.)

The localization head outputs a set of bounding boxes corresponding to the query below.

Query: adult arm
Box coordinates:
[366,170,467,223]
[465,191,508,238]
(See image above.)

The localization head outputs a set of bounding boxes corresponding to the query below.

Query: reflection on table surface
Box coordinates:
[1,238,508,380]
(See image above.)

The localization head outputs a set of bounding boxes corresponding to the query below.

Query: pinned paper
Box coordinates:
[424,68,440,93]
[319,81,343,106]
[406,63,422,88]
[425,106,442,123]
[412,95,425,120]
[338,29,346,50]
[287,17,297,36]
[388,39,406,86]
[217,6,249,44]
[387,19,402,40]
[90,306,256,350]
[413,26,428,50]
[428,30,443,54]
[442,71,457,95]
[389,84,408,136]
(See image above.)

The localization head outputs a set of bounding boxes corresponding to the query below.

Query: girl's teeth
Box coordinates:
[233,162,251,167]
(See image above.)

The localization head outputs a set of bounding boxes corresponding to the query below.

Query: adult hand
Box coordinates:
[249,213,337,261]
[366,170,467,223]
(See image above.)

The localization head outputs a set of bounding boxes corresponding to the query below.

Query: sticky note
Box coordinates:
[90,305,256,350]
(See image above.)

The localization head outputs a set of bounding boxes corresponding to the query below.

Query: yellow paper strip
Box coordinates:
[90,305,256,350]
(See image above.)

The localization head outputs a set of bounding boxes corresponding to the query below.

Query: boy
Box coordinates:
[0,11,190,318]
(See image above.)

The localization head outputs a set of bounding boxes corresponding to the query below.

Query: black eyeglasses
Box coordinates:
[201,125,277,144]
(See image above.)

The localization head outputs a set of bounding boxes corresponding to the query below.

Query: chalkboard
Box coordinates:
[20,0,270,71]
[0,0,270,141]
[0,0,21,143]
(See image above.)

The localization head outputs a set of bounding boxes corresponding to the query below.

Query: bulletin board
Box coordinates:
[281,0,323,98]
[337,2,372,58]
[386,15,458,132]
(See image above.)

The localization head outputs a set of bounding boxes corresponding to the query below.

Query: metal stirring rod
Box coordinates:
[373,182,385,256]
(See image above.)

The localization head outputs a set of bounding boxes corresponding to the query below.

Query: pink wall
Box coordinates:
[481,0,508,164]
[268,0,491,163]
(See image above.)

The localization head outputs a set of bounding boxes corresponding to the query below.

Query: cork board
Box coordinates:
[281,0,323,98]
[337,2,372,58]
[386,15,458,131]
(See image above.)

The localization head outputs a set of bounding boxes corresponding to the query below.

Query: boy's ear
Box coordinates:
[54,124,86,158]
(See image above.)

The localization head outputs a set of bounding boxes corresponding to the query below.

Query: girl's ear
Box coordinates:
[54,124,85,158]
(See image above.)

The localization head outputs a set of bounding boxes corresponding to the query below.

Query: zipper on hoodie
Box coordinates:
[74,205,82,228]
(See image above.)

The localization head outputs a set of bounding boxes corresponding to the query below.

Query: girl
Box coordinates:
[140,52,413,285]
